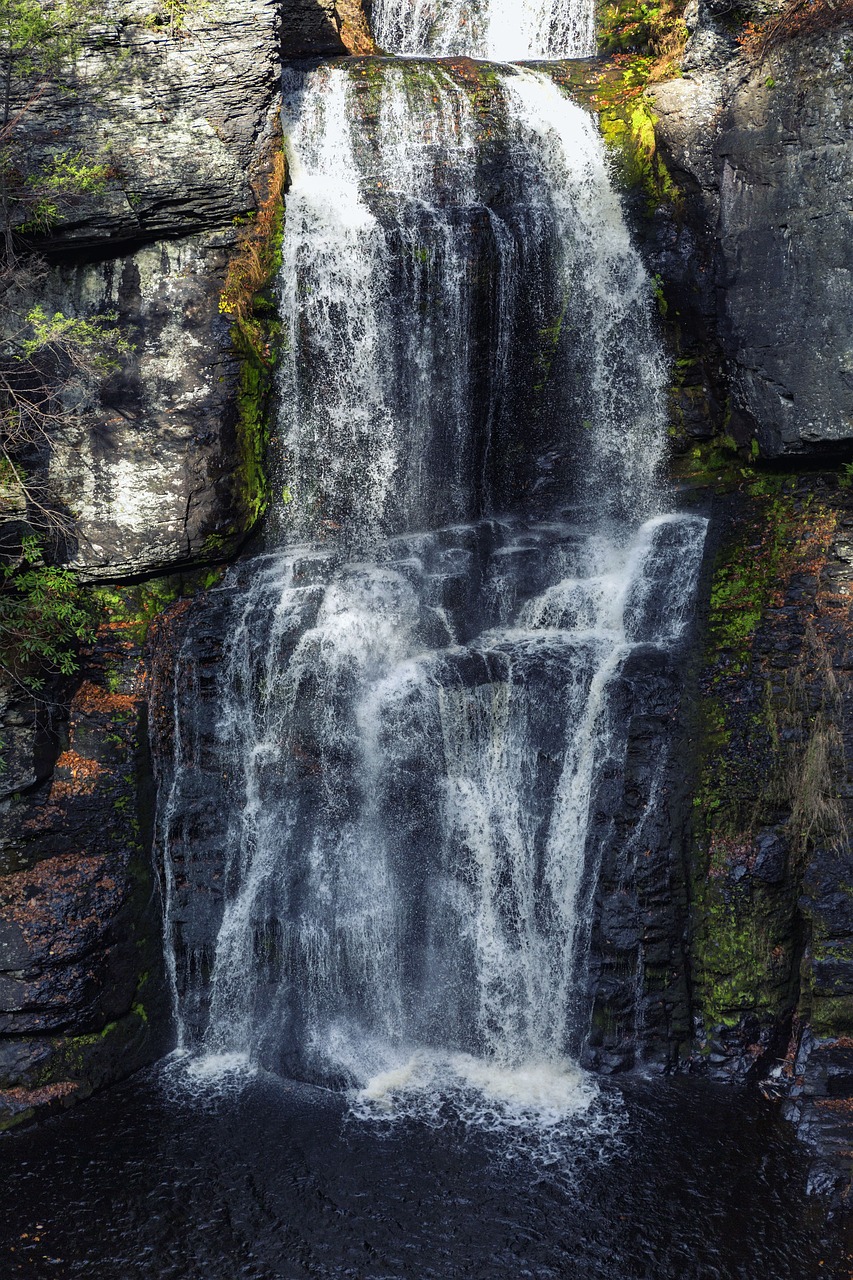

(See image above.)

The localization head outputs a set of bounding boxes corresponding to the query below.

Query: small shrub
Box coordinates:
[0,534,98,689]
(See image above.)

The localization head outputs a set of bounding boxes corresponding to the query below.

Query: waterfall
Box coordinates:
[158,51,707,1127]
[369,0,596,60]
[276,63,667,542]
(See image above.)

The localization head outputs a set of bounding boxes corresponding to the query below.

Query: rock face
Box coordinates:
[282,0,376,54]
[0,603,171,1130]
[717,38,853,456]
[583,647,693,1074]
[37,232,249,579]
[20,0,282,255]
[0,0,373,1126]
[650,25,853,458]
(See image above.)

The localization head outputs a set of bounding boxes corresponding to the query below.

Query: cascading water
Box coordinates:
[369,0,596,60]
[158,48,707,1133]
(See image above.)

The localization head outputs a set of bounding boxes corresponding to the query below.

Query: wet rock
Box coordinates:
[0,618,170,1121]
[753,830,786,885]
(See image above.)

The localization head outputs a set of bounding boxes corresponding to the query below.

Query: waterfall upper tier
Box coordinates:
[277,61,666,547]
[368,0,596,61]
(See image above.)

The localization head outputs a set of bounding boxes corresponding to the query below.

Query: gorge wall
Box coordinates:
[0,0,852,1201]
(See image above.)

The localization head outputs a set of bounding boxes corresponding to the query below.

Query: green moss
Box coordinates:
[598,94,681,211]
[807,996,853,1039]
[685,460,851,1046]
[93,576,182,643]
[692,874,796,1028]
[31,1010,147,1090]
[705,481,828,669]
[232,324,277,529]
[220,144,286,535]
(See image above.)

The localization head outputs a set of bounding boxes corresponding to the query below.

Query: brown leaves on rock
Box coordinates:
[738,0,853,60]
[0,851,126,962]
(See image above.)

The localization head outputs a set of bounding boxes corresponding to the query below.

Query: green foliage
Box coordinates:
[21,304,134,369]
[93,577,181,643]
[148,0,210,36]
[0,0,82,81]
[0,533,97,688]
[597,0,688,63]
[19,151,111,233]
[686,462,848,1036]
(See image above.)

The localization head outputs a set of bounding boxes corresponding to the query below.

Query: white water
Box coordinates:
[370,0,596,59]
[277,64,667,541]
[159,56,707,1137]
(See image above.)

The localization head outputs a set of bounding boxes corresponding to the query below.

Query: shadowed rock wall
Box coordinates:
[650,26,853,459]
[0,0,371,1129]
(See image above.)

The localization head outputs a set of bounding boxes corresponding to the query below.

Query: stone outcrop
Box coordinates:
[650,24,853,458]
[20,0,282,255]
[37,232,249,579]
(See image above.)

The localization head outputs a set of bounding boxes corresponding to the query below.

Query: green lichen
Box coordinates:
[801,905,853,1036]
[806,995,853,1039]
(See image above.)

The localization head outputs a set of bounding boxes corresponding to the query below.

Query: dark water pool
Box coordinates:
[1,1065,851,1279]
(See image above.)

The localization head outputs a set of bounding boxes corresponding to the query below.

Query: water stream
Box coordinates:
[158,50,708,1138]
[369,0,596,59]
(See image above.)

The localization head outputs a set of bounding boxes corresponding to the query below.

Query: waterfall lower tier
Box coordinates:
[159,514,706,1116]
[156,54,707,1126]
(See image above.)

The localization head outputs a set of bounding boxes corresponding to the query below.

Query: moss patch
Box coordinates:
[685,458,846,1039]
[93,577,183,645]
[220,144,286,532]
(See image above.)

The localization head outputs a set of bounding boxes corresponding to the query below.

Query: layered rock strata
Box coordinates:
[0,0,370,1127]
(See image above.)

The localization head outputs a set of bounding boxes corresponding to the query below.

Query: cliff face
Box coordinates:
[651,24,853,458]
[0,0,371,1130]
[638,15,853,1198]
